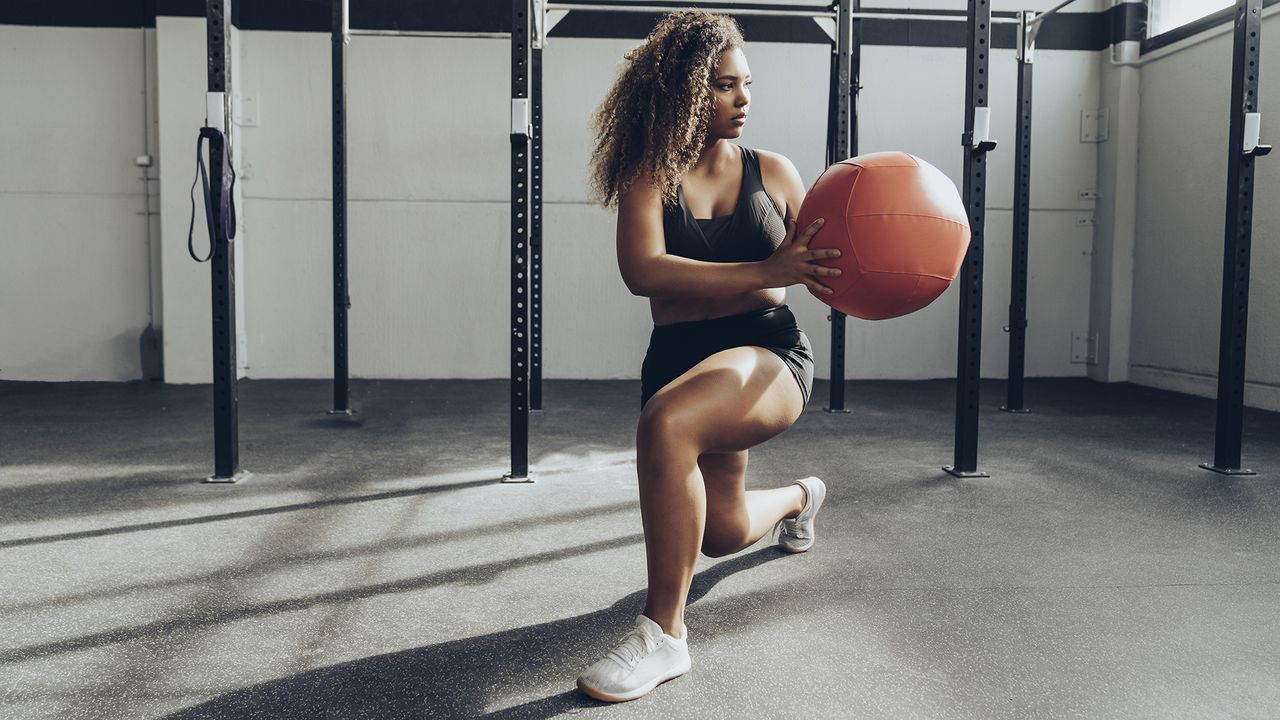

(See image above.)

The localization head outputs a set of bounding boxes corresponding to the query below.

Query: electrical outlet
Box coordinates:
[1081,108,1109,143]
[1086,333,1099,365]
[1076,215,1096,227]
[1078,189,1098,201]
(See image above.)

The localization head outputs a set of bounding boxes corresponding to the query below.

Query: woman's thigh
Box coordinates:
[639,345,805,455]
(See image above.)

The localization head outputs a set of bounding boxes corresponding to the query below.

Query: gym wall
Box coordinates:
[0,26,160,382]
[1127,6,1280,411]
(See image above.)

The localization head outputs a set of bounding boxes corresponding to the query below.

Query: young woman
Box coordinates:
[575,11,841,703]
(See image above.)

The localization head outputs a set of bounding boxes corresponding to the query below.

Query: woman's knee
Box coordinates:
[636,393,702,452]
[700,523,750,558]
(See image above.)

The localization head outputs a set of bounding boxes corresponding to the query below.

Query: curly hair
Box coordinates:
[588,11,745,210]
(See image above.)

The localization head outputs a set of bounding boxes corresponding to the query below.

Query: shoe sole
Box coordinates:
[779,536,815,553]
[576,657,692,702]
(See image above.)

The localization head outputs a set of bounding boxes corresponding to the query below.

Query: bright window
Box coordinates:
[1148,0,1235,37]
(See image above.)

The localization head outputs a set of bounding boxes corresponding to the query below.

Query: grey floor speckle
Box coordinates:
[1,378,1277,719]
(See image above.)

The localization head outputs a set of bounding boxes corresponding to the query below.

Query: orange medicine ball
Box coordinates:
[796,152,971,321]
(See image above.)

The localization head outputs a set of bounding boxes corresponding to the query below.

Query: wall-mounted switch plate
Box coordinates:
[1081,108,1109,143]
[1071,332,1088,363]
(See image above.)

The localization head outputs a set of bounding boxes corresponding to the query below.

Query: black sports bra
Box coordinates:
[663,146,788,263]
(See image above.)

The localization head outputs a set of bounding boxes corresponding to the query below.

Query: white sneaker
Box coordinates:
[774,476,826,553]
[576,614,691,702]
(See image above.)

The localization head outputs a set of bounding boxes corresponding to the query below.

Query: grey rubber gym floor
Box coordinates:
[1,378,1277,719]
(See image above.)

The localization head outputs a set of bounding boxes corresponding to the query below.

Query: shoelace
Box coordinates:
[606,629,655,669]
[773,516,809,541]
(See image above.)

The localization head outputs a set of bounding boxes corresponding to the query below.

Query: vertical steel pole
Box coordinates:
[849,0,860,159]
[205,0,243,482]
[1002,10,1033,415]
[945,0,997,478]
[531,42,544,412]
[506,0,534,482]
[825,0,854,415]
[330,0,353,416]
[1201,0,1270,476]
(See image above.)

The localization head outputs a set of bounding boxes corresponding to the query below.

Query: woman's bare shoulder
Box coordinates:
[752,148,805,218]
[617,172,665,211]
[753,148,801,181]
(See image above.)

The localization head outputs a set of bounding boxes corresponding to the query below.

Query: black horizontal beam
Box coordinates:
[2,0,161,28]
[243,0,513,34]
[4,1,1150,51]
[858,14,1097,51]
[551,0,832,11]
[552,10,833,44]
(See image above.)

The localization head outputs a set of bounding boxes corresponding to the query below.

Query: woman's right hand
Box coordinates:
[760,217,842,295]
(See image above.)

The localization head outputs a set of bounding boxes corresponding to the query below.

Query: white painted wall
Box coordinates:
[236,31,518,380]
[1127,7,1280,411]
[0,26,157,381]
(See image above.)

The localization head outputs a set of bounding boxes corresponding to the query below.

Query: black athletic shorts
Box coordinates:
[639,304,815,410]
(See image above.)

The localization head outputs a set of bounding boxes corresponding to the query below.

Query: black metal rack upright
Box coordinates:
[531,39,545,413]
[944,0,998,479]
[824,0,855,415]
[202,0,245,483]
[330,0,353,417]
[999,0,1086,415]
[506,0,535,481]
[1002,9,1035,415]
[1201,0,1271,476]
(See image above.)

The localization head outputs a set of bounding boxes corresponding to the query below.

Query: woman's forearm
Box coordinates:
[623,255,772,298]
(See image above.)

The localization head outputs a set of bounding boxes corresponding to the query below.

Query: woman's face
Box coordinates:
[707,47,751,141]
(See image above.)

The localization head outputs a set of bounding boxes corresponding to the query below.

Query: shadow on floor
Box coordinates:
[0,476,500,549]
[1,499,639,615]
[0,529,653,666]
[163,548,789,719]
